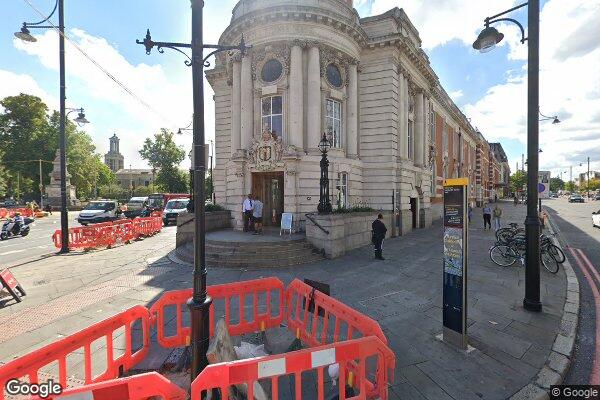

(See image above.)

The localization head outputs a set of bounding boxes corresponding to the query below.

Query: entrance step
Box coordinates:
[176,236,325,268]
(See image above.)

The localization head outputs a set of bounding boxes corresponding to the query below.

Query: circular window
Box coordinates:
[261,59,283,83]
[326,64,343,88]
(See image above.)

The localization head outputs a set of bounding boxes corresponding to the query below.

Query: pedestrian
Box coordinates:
[371,213,387,260]
[482,203,492,230]
[492,204,502,231]
[468,205,473,224]
[242,193,254,232]
[252,195,264,235]
[44,204,53,215]
[513,194,518,206]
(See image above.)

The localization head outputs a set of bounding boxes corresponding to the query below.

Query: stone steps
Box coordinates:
[177,238,325,268]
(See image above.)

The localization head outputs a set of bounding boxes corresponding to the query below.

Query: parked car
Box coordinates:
[162,198,190,226]
[77,200,121,225]
[123,196,149,219]
[0,199,17,208]
[549,192,558,198]
[568,194,584,203]
[594,193,600,201]
[593,210,600,228]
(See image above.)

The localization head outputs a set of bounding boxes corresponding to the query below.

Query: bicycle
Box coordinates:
[489,235,561,273]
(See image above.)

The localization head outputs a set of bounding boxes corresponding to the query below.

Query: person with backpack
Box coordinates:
[492,204,503,231]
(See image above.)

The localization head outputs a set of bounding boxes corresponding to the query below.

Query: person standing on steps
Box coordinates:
[242,193,254,232]
[482,203,492,230]
[372,213,387,260]
[252,195,264,235]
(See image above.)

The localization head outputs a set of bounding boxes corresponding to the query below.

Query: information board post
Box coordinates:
[442,178,469,350]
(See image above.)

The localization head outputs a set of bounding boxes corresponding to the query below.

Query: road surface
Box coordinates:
[0,212,82,266]
[544,196,600,384]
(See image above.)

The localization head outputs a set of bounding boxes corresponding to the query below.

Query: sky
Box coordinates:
[1,0,599,182]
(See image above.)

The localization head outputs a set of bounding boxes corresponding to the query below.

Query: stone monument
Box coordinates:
[46,149,77,207]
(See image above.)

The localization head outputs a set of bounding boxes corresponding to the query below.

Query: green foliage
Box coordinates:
[332,205,375,214]
[509,170,527,194]
[580,178,600,192]
[549,177,564,192]
[139,129,187,193]
[565,181,577,192]
[98,184,129,201]
[205,203,225,212]
[0,94,111,200]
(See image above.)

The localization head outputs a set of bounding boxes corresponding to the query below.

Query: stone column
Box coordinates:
[231,59,242,155]
[240,54,254,152]
[415,91,424,166]
[289,45,304,149]
[399,72,407,159]
[346,63,358,157]
[307,46,321,150]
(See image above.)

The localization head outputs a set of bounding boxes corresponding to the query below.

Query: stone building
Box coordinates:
[115,169,156,191]
[490,143,510,197]
[104,134,125,173]
[207,0,504,232]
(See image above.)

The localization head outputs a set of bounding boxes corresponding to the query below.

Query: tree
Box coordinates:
[0,149,9,198]
[139,129,187,192]
[509,170,527,194]
[581,178,600,193]
[565,181,577,192]
[549,177,564,192]
[98,184,129,201]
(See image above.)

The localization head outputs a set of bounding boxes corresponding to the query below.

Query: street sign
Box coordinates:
[0,268,26,303]
[442,178,469,350]
[538,171,550,198]
[280,212,293,235]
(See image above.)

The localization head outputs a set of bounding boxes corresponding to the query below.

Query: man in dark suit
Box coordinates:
[372,213,387,260]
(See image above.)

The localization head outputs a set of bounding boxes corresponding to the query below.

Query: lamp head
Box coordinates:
[74,110,89,126]
[318,133,331,153]
[14,25,36,43]
[473,26,504,53]
[177,128,182,135]
[552,117,560,124]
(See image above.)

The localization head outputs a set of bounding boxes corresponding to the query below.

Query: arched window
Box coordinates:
[261,59,283,83]
[326,64,343,88]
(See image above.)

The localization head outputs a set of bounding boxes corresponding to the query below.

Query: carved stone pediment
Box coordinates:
[248,128,284,171]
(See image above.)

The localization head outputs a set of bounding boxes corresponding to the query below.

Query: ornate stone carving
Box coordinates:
[319,45,353,88]
[248,127,284,171]
[251,44,290,83]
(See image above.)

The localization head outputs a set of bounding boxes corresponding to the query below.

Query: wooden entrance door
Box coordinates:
[252,172,284,226]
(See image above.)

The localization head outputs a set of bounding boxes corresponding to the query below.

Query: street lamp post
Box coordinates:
[317,133,333,214]
[473,1,542,312]
[136,0,249,380]
[15,1,90,254]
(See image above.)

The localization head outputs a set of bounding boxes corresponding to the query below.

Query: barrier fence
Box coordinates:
[0,278,395,400]
[0,208,34,219]
[51,217,162,251]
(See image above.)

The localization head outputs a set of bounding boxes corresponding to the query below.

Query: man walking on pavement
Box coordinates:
[372,213,387,260]
[493,204,503,231]
[482,203,492,230]
[242,194,254,232]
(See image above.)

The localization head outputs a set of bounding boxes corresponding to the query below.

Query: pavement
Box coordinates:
[0,201,577,399]
[543,197,599,385]
[0,211,81,266]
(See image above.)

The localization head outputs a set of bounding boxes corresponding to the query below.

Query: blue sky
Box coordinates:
[1,0,599,180]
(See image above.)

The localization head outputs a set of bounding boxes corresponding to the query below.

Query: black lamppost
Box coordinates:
[474,1,543,312]
[317,133,333,214]
[136,0,249,380]
[14,1,89,254]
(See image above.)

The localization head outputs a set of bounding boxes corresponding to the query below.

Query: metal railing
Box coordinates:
[305,213,329,234]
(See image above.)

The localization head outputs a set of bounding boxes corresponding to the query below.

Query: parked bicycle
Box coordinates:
[489,232,563,274]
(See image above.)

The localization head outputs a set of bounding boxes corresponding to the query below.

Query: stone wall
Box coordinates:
[176,211,232,248]
[305,211,393,258]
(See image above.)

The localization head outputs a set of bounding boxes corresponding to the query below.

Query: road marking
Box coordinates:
[0,249,26,256]
[569,247,600,385]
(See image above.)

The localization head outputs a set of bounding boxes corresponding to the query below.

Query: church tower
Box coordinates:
[104,133,125,172]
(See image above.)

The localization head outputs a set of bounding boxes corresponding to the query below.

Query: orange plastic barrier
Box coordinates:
[0,306,150,400]
[191,336,395,400]
[52,372,187,400]
[0,208,7,219]
[149,277,285,348]
[7,208,34,218]
[0,278,395,400]
[52,217,162,250]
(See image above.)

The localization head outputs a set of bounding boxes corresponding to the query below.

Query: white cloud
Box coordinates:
[449,90,463,100]
[0,70,57,110]
[368,0,517,49]
[463,0,600,179]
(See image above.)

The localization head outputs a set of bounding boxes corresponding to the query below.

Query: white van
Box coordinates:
[162,198,190,226]
[124,197,149,218]
[77,200,120,225]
